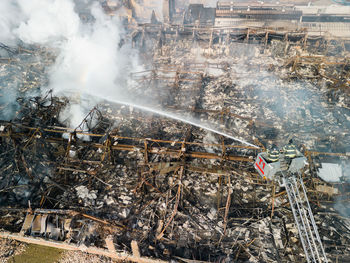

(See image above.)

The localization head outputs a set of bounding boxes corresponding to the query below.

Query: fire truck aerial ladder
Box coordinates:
[254,147,328,263]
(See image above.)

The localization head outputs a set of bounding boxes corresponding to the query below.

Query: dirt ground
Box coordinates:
[0,240,110,263]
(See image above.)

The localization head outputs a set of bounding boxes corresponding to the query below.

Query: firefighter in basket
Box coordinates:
[283,139,297,160]
[266,144,280,162]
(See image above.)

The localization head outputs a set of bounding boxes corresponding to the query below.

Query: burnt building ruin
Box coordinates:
[1,0,350,262]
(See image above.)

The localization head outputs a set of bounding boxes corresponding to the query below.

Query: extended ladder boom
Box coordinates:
[283,173,328,263]
[254,149,328,262]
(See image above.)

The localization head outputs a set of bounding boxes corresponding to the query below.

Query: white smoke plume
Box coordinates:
[0,1,22,45]
[15,0,80,45]
[1,0,141,130]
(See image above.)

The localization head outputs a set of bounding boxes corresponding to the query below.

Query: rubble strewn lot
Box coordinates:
[0,239,27,263]
[1,23,350,263]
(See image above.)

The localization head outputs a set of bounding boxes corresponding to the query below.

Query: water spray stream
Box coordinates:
[88,94,259,148]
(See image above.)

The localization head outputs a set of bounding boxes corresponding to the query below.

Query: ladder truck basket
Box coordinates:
[254,152,307,180]
[254,152,280,180]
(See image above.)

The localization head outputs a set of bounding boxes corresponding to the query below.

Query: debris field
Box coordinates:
[1,1,350,263]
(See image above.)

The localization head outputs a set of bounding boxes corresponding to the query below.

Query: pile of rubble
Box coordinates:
[1,25,350,263]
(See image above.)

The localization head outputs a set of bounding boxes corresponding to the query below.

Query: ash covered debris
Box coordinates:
[1,0,350,262]
[0,44,54,120]
[1,42,350,262]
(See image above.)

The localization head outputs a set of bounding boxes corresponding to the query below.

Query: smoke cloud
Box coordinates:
[0,1,21,45]
[0,0,141,130]
[15,0,80,45]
